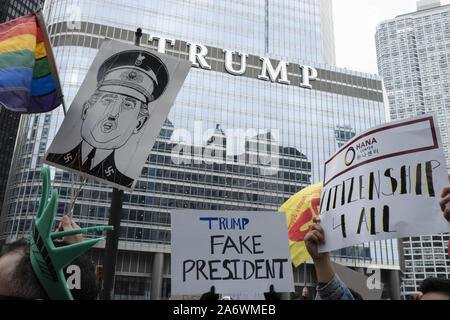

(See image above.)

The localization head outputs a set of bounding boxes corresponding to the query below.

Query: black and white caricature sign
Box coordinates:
[45,40,191,191]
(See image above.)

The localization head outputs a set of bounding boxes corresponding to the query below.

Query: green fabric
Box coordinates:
[0,50,34,71]
[33,57,51,79]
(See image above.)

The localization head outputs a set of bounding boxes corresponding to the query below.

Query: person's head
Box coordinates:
[81,90,149,150]
[81,50,169,150]
[0,239,98,300]
[302,287,309,296]
[418,277,450,300]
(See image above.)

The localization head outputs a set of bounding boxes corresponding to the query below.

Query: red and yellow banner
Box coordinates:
[279,182,322,267]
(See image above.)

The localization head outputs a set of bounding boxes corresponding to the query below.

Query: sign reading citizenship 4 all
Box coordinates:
[44,40,191,191]
[171,210,294,295]
[318,114,449,253]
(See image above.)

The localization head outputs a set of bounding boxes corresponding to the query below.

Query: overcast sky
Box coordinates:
[333,0,450,75]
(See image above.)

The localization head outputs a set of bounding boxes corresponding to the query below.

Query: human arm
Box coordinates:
[440,173,450,222]
[304,216,354,300]
[304,216,335,284]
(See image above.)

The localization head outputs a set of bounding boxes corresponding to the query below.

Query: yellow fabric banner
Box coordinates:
[0,34,36,55]
[279,182,322,267]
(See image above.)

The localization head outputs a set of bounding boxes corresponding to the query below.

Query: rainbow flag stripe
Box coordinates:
[0,14,61,113]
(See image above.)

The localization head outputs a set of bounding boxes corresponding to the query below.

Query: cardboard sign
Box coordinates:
[319,114,449,252]
[44,40,191,191]
[171,210,294,295]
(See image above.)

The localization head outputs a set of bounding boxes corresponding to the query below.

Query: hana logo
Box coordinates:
[344,137,379,166]
[344,147,356,166]
[355,137,378,150]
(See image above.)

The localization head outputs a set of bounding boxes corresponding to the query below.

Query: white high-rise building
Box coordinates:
[375,0,450,299]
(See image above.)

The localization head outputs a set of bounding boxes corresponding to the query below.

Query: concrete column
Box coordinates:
[150,252,164,300]
[389,270,402,300]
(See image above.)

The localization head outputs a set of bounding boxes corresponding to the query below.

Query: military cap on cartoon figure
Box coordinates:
[47,50,169,188]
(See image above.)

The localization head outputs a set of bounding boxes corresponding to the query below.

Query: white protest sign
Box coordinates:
[171,210,294,295]
[225,292,266,300]
[45,40,191,191]
[319,113,449,252]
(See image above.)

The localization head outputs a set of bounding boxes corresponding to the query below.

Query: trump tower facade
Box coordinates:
[0,0,402,299]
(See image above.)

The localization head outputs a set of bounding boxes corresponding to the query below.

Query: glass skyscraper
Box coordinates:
[1,0,401,299]
[375,0,450,299]
[0,0,43,22]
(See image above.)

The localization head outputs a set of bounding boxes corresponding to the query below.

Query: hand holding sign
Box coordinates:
[440,173,450,222]
[441,173,450,260]
[55,216,83,245]
[305,216,328,260]
[304,216,326,260]
[304,216,335,285]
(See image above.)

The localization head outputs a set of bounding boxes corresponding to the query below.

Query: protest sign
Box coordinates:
[168,295,202,300]
[225,292,266,300]
[44,39,191,191]
[319,114,449,252]
[171,210,294,295]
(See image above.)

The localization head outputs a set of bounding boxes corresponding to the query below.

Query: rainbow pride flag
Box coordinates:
[0,14,62,113]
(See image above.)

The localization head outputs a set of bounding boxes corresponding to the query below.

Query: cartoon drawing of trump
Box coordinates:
[46,50,170,188]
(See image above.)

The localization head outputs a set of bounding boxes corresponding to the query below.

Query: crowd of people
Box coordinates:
[0,174,449,300]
